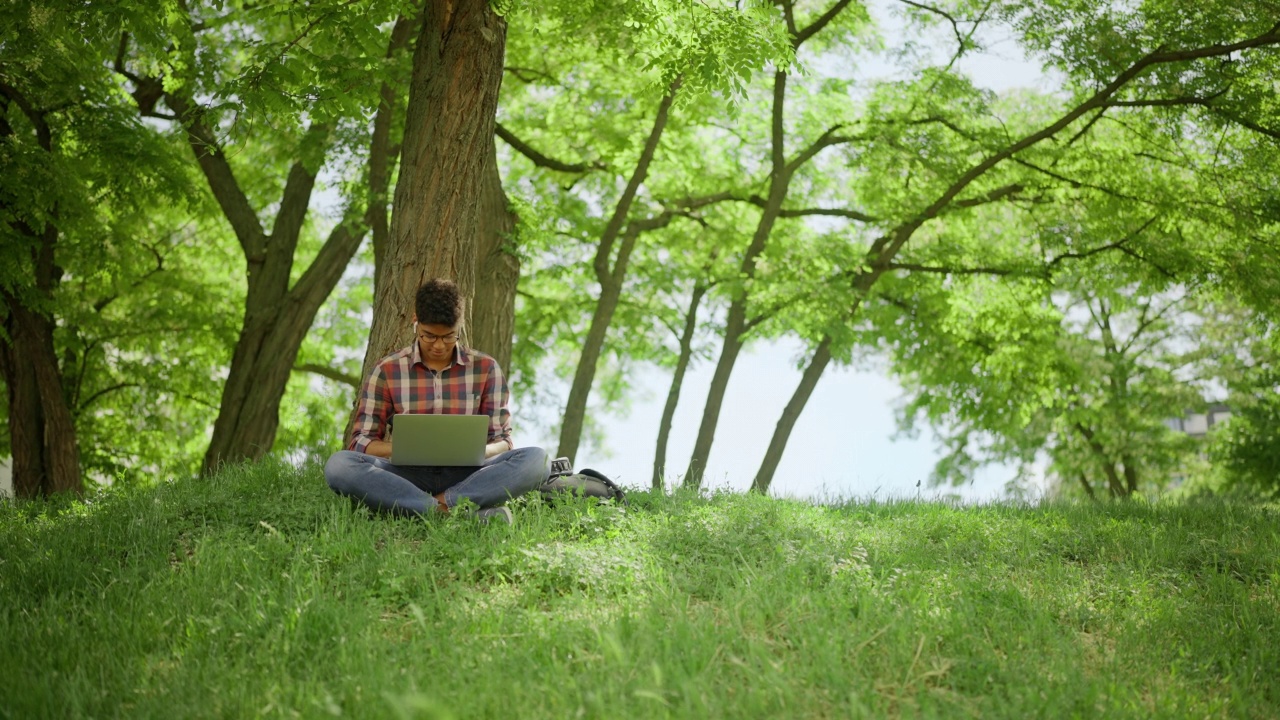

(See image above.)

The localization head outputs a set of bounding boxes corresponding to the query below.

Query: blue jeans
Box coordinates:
[324,447,549,516]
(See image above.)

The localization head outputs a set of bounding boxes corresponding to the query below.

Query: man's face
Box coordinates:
[415,321,459,364]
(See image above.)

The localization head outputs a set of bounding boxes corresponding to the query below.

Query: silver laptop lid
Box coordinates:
[389,414,489,467]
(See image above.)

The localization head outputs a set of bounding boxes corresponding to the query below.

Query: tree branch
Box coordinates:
[93,240,168,313]
[294,363,360,388]
[163,92,267,259]
[786,124,856,174]
[593,75,683,284]
[77,382,140,413]
[504,66,558,84]
[950,183,1026,209]
[885,262,1025,276]
[0,82,51,150]
[794,0,854,49]
[495,123,600,173]
[898,0,964,50]
[904,23,1280,235]
[270,122,330,261]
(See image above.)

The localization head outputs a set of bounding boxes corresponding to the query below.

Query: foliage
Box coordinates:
[1207,323,1280,498]
[1,459,1277,717]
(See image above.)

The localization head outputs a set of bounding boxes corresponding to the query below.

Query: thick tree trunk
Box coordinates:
[652,281,708,490]
[0,97,81,496]
[751,336,833,494]
[359,0,506,389]
[0,293,82,497]
[555,81,681,464]
[471,135,519,370]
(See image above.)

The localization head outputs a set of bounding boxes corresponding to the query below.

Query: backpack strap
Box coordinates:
[576,468,625,503]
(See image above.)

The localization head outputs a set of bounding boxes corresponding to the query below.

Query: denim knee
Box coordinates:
[324,450,365,494]
[513,446,550,483]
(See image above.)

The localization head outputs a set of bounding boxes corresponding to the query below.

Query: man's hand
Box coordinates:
[485,440,511,459]
[365,440,393,459]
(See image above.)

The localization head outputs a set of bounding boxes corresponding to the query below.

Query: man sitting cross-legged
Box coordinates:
[324,278,549,524]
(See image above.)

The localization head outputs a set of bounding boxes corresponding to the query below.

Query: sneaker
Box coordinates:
[475,506,513,525]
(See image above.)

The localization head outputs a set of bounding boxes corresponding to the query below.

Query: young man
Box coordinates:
[324,278,548,523]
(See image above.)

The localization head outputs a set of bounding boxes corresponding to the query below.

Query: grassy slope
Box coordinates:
[0,460,1276,719]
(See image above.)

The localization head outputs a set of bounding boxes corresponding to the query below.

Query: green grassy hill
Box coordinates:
[1,460,1276,719]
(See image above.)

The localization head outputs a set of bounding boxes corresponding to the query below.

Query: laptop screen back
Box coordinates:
[389,414,489,467]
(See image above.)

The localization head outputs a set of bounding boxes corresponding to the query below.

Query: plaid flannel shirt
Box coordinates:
[347,342,513,454]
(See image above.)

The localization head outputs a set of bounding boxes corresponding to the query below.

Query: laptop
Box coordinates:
[389,414,489,467]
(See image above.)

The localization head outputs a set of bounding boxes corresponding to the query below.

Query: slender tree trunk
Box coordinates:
[1121,456,1140,496]
[652,281,709,490]
[556,80,682,464]
[359,0,506,388]
[751,336,833,494]
[1077,472,1098,500]
[556,226,643,463]
[471,134,519,370]
[684,71,792,488]
[1076,422,1126,498]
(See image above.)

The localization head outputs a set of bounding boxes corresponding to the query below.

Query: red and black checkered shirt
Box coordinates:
[347,342,513,454]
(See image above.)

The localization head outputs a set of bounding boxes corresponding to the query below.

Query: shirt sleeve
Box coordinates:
[348,363,393,453]
[480,359,514,448]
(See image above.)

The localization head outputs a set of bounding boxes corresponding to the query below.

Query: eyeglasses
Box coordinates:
[418,331,458,346]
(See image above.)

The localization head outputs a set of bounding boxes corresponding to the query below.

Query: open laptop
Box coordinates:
[389,414,489,467]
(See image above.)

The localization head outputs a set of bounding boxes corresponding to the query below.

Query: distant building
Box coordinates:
[1164,402,1232,438]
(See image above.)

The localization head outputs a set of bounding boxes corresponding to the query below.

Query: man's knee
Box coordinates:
[324,450,365,494]
[512,446,549,483]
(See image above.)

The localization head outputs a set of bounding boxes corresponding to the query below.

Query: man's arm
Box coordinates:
[348,364,393,455]
[479,358,514,456]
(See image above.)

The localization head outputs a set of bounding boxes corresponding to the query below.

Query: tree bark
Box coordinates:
[1,298,82,497]
[652,280,709,490]
[0,94,82,497]
[358,0,506,392]
[471,134,519,370]
[555,80,682,464]
[181,17,412,474]
[751,336,833,494]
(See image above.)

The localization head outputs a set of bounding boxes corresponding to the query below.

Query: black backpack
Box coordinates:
[539,467,626,504]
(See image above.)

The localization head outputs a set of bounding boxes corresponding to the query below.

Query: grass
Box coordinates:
[0,459,1277,719]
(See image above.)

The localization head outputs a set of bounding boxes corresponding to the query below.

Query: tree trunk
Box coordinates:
[471,134,519,370]
[182,18,411,474]
[0,97,82,496]
[683,70,792,488]
[555,81,681,464]
[652,281,709,490]
[1,290,82,497]
[751,335,833,494]
[1075,422,1127,498]
[359,0,506,388]
[1121,455,1140,496]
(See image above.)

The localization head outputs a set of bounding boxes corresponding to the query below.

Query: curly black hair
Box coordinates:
[414,278,462,327]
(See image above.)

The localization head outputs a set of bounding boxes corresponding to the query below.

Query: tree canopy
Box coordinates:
[2,0,1278,500]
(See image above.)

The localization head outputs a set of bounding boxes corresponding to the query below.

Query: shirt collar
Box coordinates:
[410,340,468,370]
